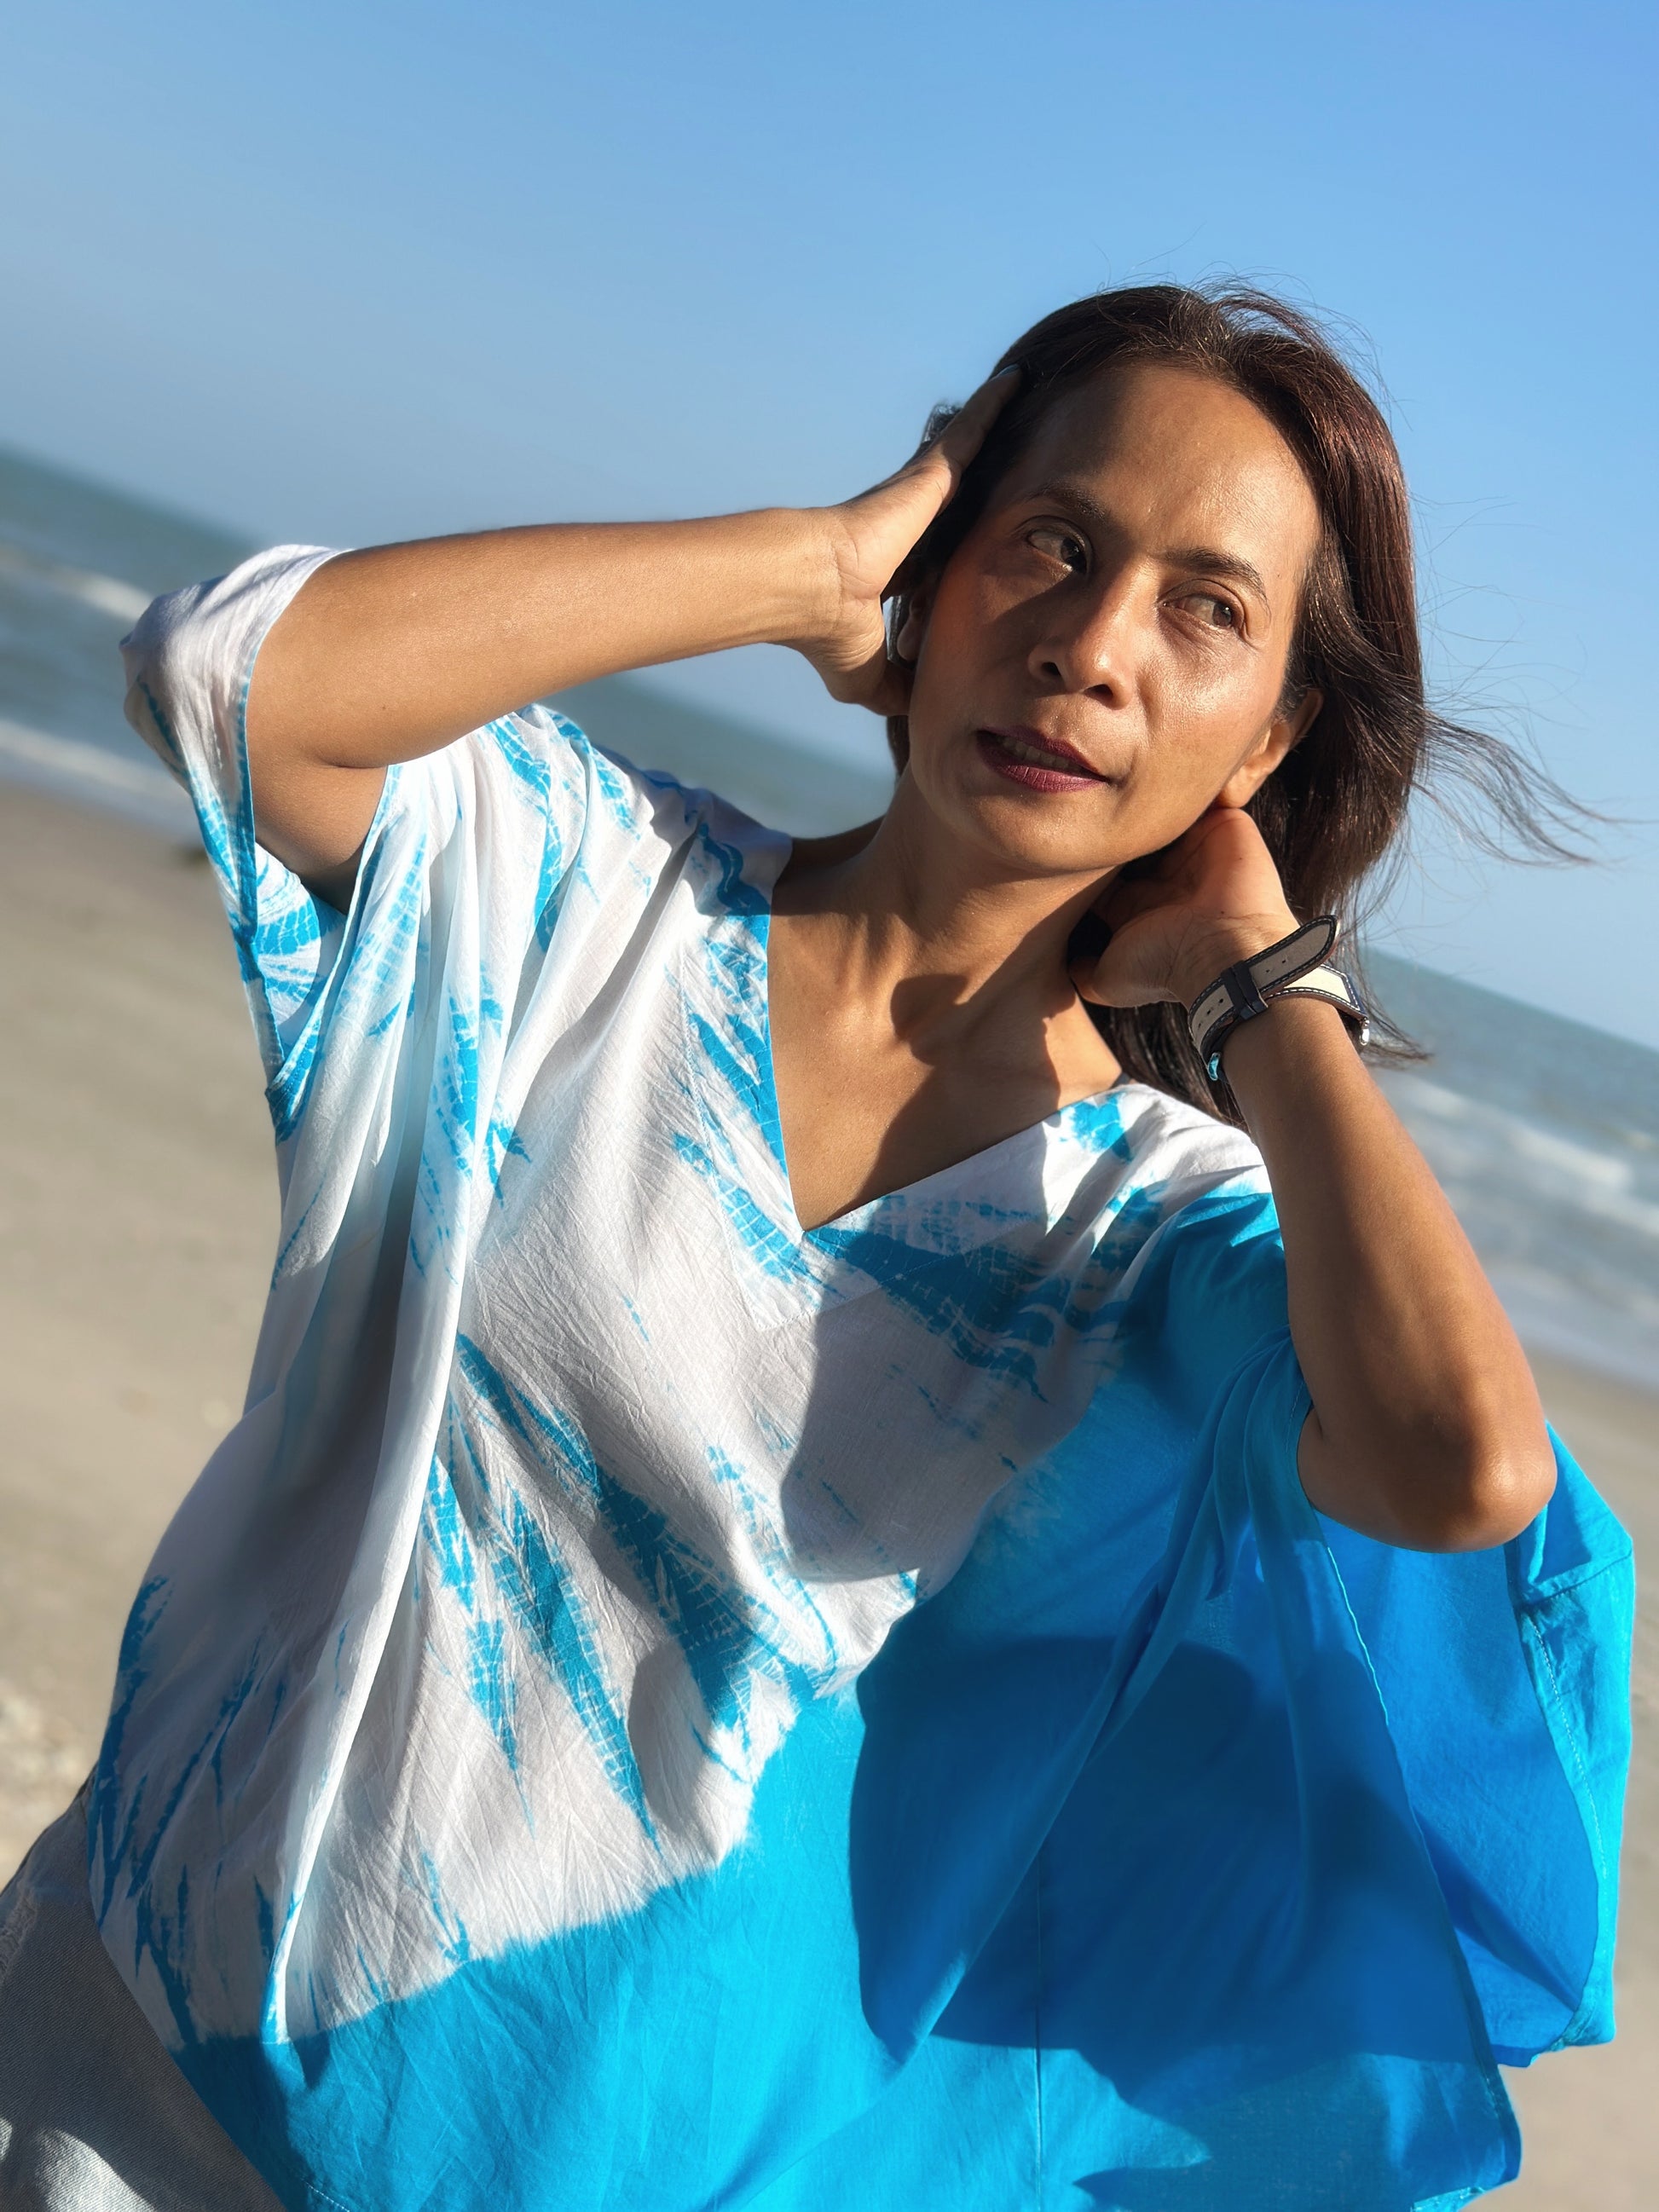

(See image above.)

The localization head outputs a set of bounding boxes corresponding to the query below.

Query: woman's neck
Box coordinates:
[776,794,1113,1061]
[766,792,1122,1227]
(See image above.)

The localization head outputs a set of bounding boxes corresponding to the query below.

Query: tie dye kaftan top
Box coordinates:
[97,549,1632,2211]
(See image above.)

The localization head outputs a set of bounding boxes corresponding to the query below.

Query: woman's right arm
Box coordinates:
[246,374,1016,898]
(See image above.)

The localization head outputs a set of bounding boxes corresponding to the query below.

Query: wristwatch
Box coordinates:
[1188,915,1370,1081]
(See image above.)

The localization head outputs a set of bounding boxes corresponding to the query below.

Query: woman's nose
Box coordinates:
[1027,575,1136,700]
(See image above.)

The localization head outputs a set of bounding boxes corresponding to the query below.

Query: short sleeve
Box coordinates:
[1320,1440,1633,2061]
[836,1188,1632,2206]
[121,548,592,1146]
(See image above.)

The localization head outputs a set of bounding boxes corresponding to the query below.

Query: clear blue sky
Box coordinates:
[3,0,1655,1039]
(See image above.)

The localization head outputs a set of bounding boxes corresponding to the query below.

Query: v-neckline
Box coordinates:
[750,843,1124,1244]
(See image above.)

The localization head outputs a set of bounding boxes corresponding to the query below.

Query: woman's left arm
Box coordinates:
[1222,993,1554,1551]
[1083,807,1556,1553]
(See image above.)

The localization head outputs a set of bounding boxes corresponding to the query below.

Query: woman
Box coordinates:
[0,286,1633,2209]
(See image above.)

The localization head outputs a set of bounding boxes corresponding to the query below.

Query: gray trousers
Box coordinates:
[0,1791,283,2211]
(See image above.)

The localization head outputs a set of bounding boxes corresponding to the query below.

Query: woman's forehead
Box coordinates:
[998,361,1321,574]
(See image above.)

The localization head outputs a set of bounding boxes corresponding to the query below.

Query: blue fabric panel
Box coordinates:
[176,1694,893,2212]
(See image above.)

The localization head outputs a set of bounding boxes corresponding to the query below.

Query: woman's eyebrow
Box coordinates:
[1017,480,1271,608]
[1161,546,1271,606]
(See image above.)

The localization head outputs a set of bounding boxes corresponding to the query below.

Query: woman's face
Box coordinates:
[897,361,1325,884]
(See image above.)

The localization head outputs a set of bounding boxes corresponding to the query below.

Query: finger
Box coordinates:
[928,367,1020,465]
[1090,812,1227,910]
[1069,955,1174,1011]
[1090,845,1190,921]
[1094,875,1176,933]
[818,640,913,719]
[932,366,1020,452]
[1069,954,1113,1007]
[858,656,913,719]
[848,371,1017,503]
[906,367,1020,491]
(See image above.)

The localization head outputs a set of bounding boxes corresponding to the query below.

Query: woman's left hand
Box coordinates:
[1072,802,1301,1014]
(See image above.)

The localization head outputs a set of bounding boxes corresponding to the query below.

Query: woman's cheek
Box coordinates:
[1123,720,1228,828]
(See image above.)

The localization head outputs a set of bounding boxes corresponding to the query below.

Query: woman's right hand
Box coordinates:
[794,369,1018,717]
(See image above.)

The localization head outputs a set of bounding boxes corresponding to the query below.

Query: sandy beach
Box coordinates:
[1,778,1652,2206]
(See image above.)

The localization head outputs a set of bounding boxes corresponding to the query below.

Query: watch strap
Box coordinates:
[1188,916,1369,1077]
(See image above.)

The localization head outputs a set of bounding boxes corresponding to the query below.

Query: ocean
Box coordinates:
[3,443,1655,1389]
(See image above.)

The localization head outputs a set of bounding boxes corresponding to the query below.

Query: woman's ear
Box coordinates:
[892,582,934,665]
[1217,685,1323,807]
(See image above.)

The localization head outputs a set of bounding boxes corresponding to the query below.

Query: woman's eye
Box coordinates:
[1027,527,1088,571]
[1173,590,1240,632]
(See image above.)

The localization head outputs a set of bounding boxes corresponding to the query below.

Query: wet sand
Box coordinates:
[0,778,1652,2204]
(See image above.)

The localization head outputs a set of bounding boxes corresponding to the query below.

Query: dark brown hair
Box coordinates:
[886,283,1580,1121]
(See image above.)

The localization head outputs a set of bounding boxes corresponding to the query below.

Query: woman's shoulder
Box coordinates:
[495,705,792,906]
[1071,1078,1269,1200]
[1055,1078,1285,1320]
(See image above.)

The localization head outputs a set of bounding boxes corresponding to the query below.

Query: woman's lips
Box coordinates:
[976,726,1104,793]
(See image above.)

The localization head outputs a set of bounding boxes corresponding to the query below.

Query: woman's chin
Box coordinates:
[947,803,1126,884]
[902,763,1124,881]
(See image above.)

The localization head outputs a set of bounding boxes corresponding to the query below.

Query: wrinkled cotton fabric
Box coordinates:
[84,548,1630,2210]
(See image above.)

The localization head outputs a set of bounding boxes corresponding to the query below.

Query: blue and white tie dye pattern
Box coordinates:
[92,547,1632,2212]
